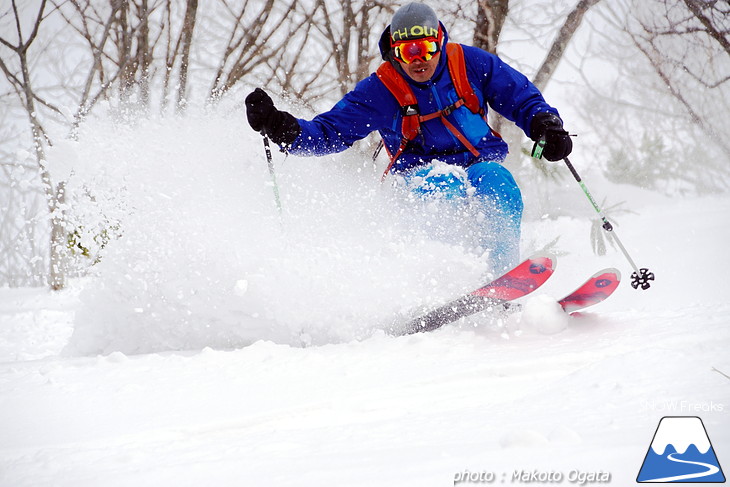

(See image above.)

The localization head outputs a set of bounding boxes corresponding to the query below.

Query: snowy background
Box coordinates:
[1,110,729,486]
[2,0,729,485]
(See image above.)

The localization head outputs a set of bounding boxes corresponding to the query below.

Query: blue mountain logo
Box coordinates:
[637,416,725,483]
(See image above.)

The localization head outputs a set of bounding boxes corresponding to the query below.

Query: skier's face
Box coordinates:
[402,51,440,83]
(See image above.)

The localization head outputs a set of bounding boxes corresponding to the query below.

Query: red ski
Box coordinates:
[401,253,556,334]
[558,268,621,313]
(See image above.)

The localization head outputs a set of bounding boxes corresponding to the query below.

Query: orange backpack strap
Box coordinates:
[376,62,423,179]
[376,61,416,107]
[446,43,481,115]
[376,62,421,142]
[447,43,502,139]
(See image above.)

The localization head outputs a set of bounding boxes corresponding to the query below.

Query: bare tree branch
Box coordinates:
[682,0,730,55]
[533,0,603,92]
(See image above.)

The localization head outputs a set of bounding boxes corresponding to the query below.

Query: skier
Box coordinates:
[245,2,572,272]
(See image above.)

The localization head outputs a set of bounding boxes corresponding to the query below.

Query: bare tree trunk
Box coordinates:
[532,0,603,92]
[137,0,151,109]
[503,0,602,172]
[48,182,67,290]
[1,0,67,289]
[117,0,136,105]
[177,0,198,112]
[470,1,511,143]
[354,0,376,82]
[316,0,351,97]
[472,0,509,54]
[161,0,174,111]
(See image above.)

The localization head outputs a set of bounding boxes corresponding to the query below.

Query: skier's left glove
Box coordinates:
[529,112,573,162]
[245,88,301,146]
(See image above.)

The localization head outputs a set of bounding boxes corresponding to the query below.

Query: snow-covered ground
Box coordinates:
[1,113,728,486]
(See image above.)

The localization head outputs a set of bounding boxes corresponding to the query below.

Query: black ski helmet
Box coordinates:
[390,3,440,43]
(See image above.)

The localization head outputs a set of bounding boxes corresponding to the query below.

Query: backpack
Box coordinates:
[375,43,498,180]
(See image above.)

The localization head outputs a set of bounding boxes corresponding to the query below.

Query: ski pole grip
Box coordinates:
[563,156,582,182]
[263,135,273,162]
[531,136,546,159]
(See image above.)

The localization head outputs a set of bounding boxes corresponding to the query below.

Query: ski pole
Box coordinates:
[262,135,283,215]
[562,155,654,290]
[532,138,654,290]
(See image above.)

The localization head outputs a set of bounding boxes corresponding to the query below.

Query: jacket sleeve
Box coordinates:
[462,45,559,139]
[287,74,397,157]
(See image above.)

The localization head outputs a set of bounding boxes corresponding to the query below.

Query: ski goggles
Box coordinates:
[392,37,441,64]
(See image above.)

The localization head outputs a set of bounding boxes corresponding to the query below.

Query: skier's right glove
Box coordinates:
[245,88,301,146]
[529,112,573,162]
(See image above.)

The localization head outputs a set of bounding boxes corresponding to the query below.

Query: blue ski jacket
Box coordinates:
[287,25,559,174]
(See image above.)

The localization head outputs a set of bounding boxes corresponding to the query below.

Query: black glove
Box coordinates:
[245,88,301,146]
[529,112,573,162]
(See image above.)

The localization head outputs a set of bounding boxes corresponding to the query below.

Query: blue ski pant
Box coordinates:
[405,161,523,272]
